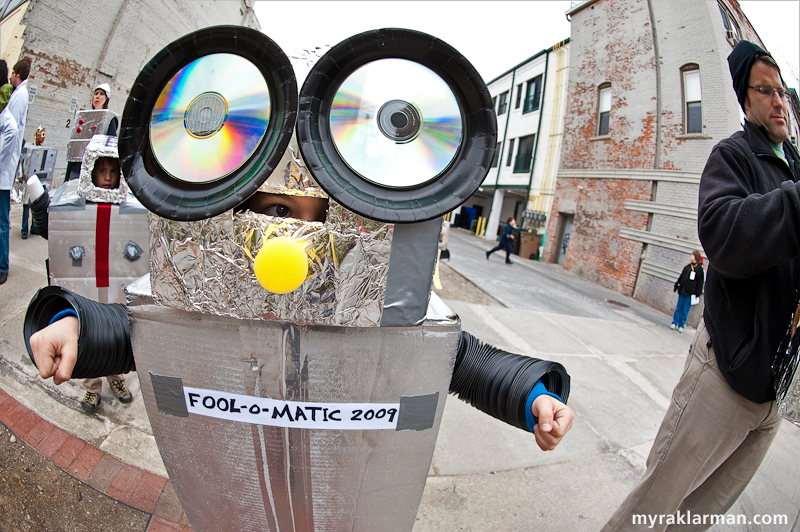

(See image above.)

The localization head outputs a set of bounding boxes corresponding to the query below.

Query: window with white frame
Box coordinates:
[497,91,509,115]
[597,84,611,136]
[514,134,536,173]
[506,138,515,166]
[515,83,523,109]
[682,65,702,134]
[718,1,740,46]
[490,142,501,168]
[523,75,543,114]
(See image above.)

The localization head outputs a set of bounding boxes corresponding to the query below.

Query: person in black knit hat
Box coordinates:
[602,40,800,532]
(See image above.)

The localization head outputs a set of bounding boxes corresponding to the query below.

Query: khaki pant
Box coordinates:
[601,319,781,532]
[83,375,125,394]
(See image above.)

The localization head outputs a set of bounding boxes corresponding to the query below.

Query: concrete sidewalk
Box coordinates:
[1,205,798,532]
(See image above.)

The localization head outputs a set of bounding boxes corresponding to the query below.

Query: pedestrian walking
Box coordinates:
[669,250,704,333]
[486,216,517,264]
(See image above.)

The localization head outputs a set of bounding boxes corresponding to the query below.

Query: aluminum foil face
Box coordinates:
[149,139,394,326]
[77,135,129,204]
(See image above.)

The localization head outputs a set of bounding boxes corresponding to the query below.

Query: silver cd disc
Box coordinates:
[149,53,271,184]
[329,58,463,188]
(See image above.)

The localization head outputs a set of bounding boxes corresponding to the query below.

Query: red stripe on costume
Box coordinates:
[95,204,111,288]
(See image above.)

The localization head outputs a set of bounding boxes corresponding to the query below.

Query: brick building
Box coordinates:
[0,0,259,186]
[457,40,570,255]
[542,0,799,325]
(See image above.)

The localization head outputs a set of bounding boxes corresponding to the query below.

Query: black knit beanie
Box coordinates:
[727,40,775,111]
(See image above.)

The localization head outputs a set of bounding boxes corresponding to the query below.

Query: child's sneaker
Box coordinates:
[110,380,133,403]
[81,392,101,412]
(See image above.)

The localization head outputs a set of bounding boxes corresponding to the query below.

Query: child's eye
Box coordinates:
[264,204,292,218]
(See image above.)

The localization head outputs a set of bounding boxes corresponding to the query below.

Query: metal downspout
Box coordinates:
[634,0,663,299]
[526,47,550,211]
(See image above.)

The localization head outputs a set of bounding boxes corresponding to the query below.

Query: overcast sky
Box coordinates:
[254,0,798,90]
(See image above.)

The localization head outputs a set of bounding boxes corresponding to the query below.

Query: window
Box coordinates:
[506,138,515,166]
[491,95,497,112]
[515,83,523,109]
[497,91,509,115]
[718,2,740,46]
[682,65,702,134]
[490,142,501,168]
[597,84,611,136]
[514,134,536,173]
[523,75,543,114]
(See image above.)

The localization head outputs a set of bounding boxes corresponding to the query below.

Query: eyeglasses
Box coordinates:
[748,85,789,101]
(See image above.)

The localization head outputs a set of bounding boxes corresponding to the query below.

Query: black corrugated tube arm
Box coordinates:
[24,286,134,379]
[24,288,569,430]
[29,190,49,239]
[449,330,570,432]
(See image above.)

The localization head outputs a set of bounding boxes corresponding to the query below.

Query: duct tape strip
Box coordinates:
[148,375,439,432]
[95,203,111,288]
[396,392,439,431]
[380,217,441,327]
[150,372,189,417]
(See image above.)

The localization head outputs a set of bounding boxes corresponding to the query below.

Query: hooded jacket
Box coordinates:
[698,120,800,403]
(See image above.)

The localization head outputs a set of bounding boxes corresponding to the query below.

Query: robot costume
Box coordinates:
[41,135,149,304]
[25,27,570,531]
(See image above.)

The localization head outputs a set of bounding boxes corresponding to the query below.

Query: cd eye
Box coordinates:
[120,26,298,221]
[297,28,497,223]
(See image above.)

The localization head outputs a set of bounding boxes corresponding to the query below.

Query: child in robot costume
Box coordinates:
[24,25,574,531]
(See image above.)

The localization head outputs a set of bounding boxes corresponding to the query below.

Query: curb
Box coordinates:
[0,387,191,531]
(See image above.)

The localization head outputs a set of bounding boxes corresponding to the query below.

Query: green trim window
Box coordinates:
[497,91,509,115]
[682,66,702,134]
[523,75,543,114]
[515,83,523,109]
[506,138,515,166]
[597,84,611,136]
[514,134,536,173]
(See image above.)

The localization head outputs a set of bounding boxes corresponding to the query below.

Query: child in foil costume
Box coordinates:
[24,26,573,532]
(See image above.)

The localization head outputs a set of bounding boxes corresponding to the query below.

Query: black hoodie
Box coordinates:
[698,120,800,403]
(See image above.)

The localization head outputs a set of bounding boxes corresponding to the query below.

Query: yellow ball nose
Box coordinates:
[253,236,309,294]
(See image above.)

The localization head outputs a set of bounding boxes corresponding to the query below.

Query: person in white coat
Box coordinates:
[0,57,30,285]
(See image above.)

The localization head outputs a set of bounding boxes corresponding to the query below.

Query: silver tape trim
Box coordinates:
[380,217,441,327]
[396,392,439,431]
[150,372,189,417]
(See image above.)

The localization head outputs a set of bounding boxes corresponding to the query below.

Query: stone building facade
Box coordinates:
[542,0,797,325]
[0,0,259,186]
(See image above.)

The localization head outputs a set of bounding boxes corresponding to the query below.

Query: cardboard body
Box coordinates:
[48,181,149,304]
[66,110,120,162]
[21,145,58,190]
[127,282,459,532]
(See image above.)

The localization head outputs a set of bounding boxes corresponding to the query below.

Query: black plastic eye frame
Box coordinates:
[296,28,498,224]
[120,26,298,222]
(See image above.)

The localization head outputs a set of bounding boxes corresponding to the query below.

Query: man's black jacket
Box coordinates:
[699,120,800,403]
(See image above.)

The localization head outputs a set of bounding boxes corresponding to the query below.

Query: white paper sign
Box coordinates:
[689,271,696,280]
[184,386,401,430]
